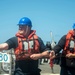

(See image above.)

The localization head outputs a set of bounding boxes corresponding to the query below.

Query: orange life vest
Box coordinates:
[14,30,40,60]
[64,30,75,54]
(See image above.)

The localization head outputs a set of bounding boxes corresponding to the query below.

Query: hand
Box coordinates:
[50,50,55,59]
[66,53,74,58]
[30,54,41,60]
[50,55,56,60]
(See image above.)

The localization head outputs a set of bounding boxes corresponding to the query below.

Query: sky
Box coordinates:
[0,0,75,44]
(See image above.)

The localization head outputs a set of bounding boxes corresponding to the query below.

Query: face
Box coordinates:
[18,25,31,36]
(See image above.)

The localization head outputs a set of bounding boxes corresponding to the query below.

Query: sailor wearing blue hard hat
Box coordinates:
[17,17,32,37]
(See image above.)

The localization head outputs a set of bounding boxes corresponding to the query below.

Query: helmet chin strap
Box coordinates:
[24,26,29,37]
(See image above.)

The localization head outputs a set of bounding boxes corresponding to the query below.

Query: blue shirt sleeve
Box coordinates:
[38,37,47,52]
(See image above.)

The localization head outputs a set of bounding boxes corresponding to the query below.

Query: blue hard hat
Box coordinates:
[73,23,75,29]
[18,17,32,27]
